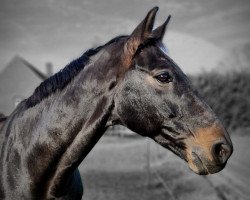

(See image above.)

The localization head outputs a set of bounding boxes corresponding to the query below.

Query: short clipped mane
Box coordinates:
[25,35,127,108]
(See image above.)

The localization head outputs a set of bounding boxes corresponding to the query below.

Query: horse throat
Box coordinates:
[47,94,114,198]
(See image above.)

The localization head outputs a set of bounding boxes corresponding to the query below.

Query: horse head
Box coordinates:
[107,7,233,175]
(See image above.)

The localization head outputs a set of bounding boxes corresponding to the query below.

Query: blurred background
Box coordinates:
[0,0,249,199]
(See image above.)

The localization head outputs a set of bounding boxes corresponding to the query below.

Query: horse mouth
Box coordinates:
[153,128,188,162]
[154,129,226,175]
[188,152,226,175]
[188,152,209,175]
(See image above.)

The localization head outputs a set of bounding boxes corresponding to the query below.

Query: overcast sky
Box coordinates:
[0,0,250,74]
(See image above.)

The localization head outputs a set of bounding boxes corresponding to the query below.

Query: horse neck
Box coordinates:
[44,55,117,197]
[3,51,117,198]
[22,56,114,145]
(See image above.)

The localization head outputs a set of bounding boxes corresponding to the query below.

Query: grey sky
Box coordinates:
[0,0,250,74]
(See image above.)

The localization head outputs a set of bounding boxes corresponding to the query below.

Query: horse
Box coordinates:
[0,7,233,200]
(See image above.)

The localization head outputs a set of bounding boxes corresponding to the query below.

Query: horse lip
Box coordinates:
[191,152,209,175]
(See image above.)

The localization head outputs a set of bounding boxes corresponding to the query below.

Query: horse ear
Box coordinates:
[124,7,158,57]
[152,15,171,41]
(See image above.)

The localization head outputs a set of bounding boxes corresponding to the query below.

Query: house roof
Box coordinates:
[0,56,47,115]
[0,56,47,80]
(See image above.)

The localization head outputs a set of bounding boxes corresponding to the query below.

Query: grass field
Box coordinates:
[79,129,250,200]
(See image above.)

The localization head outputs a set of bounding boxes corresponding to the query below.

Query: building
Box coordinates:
[0,56,50,115]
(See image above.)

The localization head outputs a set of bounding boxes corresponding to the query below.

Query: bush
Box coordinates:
[190,69,250,130]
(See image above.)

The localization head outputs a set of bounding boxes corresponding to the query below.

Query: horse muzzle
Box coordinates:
[185,125,233,175]
[187,144,232,175]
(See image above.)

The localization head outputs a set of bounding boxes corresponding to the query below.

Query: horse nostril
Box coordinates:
[212,142,232,164]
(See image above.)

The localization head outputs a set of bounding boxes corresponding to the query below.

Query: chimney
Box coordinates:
[46,62,53,77]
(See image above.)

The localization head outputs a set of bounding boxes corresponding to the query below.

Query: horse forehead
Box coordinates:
[143,43,170,64]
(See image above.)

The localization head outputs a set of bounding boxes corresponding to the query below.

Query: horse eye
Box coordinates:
[155,72,173,83]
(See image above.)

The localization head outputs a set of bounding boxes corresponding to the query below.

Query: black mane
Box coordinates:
[26,35,127,108]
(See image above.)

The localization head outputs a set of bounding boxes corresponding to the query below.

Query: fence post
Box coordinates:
[146,138,151,188]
